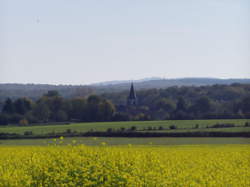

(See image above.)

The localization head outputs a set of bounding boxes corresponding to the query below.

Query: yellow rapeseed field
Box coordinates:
[0,144,249,187]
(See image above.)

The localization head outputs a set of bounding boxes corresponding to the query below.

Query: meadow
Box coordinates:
[0,144,249,186]
[0,119,249,135]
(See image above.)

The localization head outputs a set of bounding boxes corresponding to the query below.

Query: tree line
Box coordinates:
[102,83,250,120]
[0,91,115,125]
[0,84,250,125]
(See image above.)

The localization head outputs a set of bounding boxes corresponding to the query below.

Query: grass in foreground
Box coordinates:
[0,145,249,186]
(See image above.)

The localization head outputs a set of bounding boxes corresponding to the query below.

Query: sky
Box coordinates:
[0,0,249,85]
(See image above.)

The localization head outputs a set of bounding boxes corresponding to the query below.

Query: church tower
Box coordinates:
[127,83,137,106]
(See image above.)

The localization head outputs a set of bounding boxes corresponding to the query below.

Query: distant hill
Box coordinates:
[91,77,163,86]
[0,78,250,102]
[92,78,250,93]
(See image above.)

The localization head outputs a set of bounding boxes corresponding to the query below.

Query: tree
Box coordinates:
[192,96,212,114]
[14,98,33,115]
[86,95,102,121]
[41,95,65,121]
[45,90,60,97]
[2,98,15,114]
[54,110,68,122]
[98,100,116,121]
[33,102,50,122]
[0,114,8,125]
[69,98,87,121]
[241,96,250,114]
[156,98,176,113]
[176,97,188,112]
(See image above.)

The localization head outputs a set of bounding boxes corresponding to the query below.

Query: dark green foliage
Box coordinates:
[0,114,8,125]
[195,124,199,129]
[2,98,15,114]
[113,112,130,121]
[245,122,250,127]
[24,131,33,136]
[1,84,250,124]
[158,126,164,130]
[106,128,113,133]
[45,90,60,97]
[169,125,177,130]
[69,98,87,121]
[14,98,33,115]
[211,123,235,128]
[130,126,137,131]
[241,96,250,114]
[32,101,50,122]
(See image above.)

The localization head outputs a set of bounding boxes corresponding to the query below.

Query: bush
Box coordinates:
[66,129,72,134]
[130,126,137,131]
[24,131,33,136]
[158,126,164,130]
[195,124,199,129]
[19,119,29,126]
[245,122,250,127]
[169,125,177,130]
[211,123,235,128]
[120,127,126,132]
[107,128,113,133]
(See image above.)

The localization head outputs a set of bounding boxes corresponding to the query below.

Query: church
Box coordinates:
[127,83,137,106]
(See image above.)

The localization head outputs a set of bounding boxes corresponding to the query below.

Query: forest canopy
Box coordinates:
[0,84,250,125]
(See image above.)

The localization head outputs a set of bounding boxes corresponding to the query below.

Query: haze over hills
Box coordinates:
[0,77,250,101]
[91,77,250,88]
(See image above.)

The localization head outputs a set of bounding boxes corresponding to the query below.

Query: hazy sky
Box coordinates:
[0,0,249,85]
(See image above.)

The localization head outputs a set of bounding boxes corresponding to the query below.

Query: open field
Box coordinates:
[0,145,249,186]
[1,119,249,135]
[1,137,250,146]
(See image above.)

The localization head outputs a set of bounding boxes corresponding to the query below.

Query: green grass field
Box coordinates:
[1,137,250,146]
[0,119,249,135]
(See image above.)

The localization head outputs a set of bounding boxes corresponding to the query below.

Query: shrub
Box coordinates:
[245,122,250,127]
[66,129,72,134]
[169,125,177,130]
[120,127,126,132]
[24,131,33,136]
[211,123,235,128]
[158,126,164,130]
[195,124,199,129]
[130,126,137,131]
[107,128,113,133]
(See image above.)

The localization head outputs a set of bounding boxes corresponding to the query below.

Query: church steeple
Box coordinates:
[127,83,137,105]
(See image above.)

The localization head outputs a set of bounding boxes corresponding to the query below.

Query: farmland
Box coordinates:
[0,119,249,135]
[1,119,249,186]
[0,145,249,186]
[0,137,249,146]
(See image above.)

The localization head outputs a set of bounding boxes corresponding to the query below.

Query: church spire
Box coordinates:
[127,82,137,105]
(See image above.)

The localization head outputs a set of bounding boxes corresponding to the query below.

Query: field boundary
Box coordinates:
[1,131,250,140]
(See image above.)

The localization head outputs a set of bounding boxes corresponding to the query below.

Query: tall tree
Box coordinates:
[2,98,15,114]
[98,100,116,121]
[69,98,87,121]
[14,98,33,115]
[33,101,50,122]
